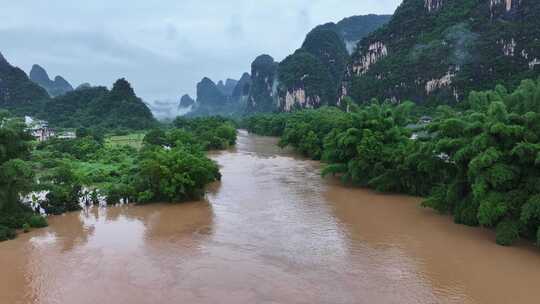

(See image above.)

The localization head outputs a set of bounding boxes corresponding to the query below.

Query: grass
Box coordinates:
[105,133,145,150]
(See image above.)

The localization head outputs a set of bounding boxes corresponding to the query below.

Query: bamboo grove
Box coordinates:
[245,78,540,247]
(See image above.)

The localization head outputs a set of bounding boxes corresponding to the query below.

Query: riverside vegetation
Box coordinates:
[0,113,236,241]
[245,78,540,247]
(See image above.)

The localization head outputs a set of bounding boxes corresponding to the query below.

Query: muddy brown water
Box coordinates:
[1,130,540,304]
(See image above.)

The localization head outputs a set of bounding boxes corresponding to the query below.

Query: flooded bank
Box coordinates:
[1,130,540,304]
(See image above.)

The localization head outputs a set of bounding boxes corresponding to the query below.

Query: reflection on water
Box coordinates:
[1,130,540,304]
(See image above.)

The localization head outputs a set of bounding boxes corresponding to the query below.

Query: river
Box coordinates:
[1,130,540,304]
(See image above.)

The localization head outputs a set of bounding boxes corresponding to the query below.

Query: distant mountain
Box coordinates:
[40,78,156,130]
[216,79,238,97]
[0,52,49,115]
[342,0,540,105]
[179,94,195,108]
[180,14,391,115]
[39,86,108,127]
[231,72,251,107]
[29,64,73,97]
[187,77,229,117]
[187,74,253,117]
[196,77,226,107]
[145,99,187,121]
[76,83,92,90]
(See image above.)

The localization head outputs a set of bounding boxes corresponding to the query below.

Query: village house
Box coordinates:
[57,131,76,139]
[25,116,55,141]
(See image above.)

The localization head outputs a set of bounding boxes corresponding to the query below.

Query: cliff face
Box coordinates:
[188,76,246,117]
[277,50,334,112]
[316,14,392,54]
[29,64,73,97]
[246,55,278,113]
[273,14,390,112]
[343,0,540,105]
[0,53,49,115]
[181,14,390,115]
[276,26,347,112]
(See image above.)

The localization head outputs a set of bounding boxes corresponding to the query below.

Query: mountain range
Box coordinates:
[0,52,155,129]
[342,0,540,105]
[191,2,540,114]
[4,3,540,121]
[187,14,391,116]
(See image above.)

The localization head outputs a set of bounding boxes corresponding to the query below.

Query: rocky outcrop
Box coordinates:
[529,58,540,70]
[341,0,540,105]
[425,70,456,95]
[490,0,523,19]
[352,41,388,76]
[187,77,243,117]
[28,65,49,86]
[242,15,390,113]
[491,0,520,13]
[216,79,238,97]
[500,38,517,56]
[277,50,334,112]
[231,72,251,104]
[282,86,321,112]
[29,64,73,97]
[246,55,278,113]
[179,94,195,108]
[275,22,362,112]
[425,0,444,12]
[196,77,226,107]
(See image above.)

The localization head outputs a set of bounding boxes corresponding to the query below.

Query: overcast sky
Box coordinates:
[0,0,400,104]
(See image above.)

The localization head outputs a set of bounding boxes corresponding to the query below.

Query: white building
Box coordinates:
[57,131,76,139]
[25,116,55,141]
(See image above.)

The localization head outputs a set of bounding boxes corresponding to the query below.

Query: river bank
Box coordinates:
[1,130,540,304]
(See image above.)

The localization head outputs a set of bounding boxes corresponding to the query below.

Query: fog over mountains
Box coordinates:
[0,0,400,108]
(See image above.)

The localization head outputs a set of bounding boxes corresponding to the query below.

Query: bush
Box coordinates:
[23,223,31,233]
[453,198,479,227]
[28,215,48,228]
[0,225,16,241]
[495,219,520,246]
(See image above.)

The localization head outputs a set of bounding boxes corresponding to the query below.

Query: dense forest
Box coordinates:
[39,78,157,130]
[344,0,540,105]
[0,113,236,241]
[246,78,540,247]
